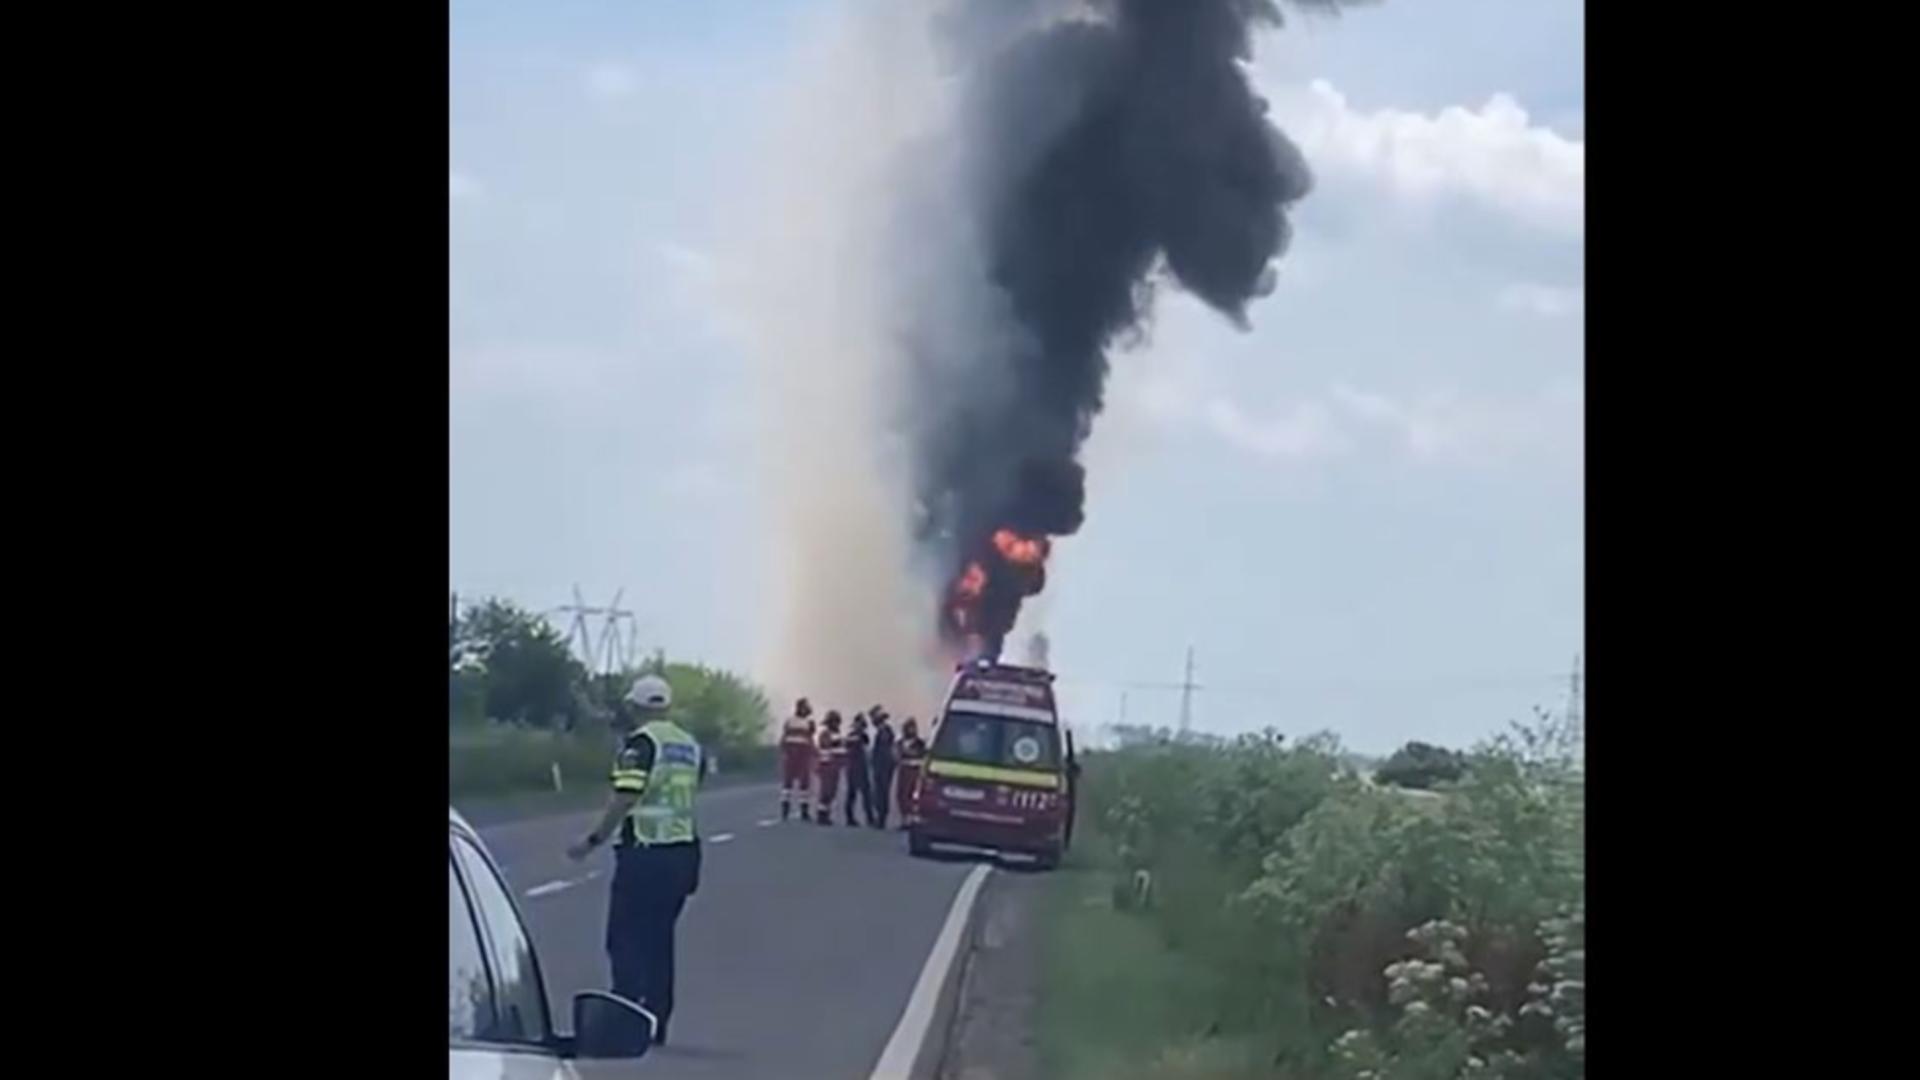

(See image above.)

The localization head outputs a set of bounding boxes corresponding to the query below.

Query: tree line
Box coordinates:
[1106,723,1466,791]
[449,596,772,761]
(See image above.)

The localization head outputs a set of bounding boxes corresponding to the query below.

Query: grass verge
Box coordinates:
[1037,729,1585,1080]
[450,725,612,803]
[1038,834,1271,1080]
[449,726,777,824]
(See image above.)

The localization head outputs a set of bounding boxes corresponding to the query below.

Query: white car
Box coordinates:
[450,807,655,1078]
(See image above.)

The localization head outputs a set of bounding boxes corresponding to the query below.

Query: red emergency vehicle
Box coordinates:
[906,659,1079,869]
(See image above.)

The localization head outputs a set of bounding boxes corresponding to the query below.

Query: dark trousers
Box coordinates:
[871,760,895,826]
[844,765,872,824]
[607,841,701,1028]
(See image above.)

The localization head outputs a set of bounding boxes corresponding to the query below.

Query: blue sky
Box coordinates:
[450,0,1585,755]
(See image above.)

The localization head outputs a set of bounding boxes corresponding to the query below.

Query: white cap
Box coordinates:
[625,674,673,711]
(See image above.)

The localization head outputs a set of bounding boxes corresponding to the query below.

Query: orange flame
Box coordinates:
[939,530,1051,662]
[991,528,1049,567]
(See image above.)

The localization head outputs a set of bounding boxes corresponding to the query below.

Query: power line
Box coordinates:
[1055,672,1566,697]
[1178,645,1196,734]
[1565,653,1582,732]
[451,586,650,668]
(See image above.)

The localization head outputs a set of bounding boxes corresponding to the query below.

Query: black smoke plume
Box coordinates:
[900,0,1346,660]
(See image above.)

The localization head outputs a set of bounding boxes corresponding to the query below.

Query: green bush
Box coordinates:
[1374,741,1468,790]
[596,656,774,761]
[448,725,614,801]
[1058,710,1584,1079]
[653,660,773,756]
[449,725,781,801]
[449,669,487,728]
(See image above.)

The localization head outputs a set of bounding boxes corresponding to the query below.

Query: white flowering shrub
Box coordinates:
[1326,912,1583,1080]
[1327,920,1501,1080]
[1516,903,1584,1064]
[1073,709,1584,1079]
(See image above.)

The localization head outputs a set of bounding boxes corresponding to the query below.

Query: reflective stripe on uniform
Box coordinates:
[925,759,1061,789]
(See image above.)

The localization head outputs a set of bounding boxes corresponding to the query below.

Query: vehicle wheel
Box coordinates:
[908,829,932,858]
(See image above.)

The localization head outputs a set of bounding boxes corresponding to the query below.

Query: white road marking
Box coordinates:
[868,863,993,1080]
[524,869,600,900]
[756,818,779,827]
[708,833,736,844]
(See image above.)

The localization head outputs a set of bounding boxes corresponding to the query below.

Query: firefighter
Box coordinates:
[565,674,703,1046]
[778,697,817,821]
[869,706,896,829]
[844,712,875,826]
[894,716,928,830]
[814,710,845,825]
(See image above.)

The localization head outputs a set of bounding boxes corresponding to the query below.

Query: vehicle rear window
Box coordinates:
[449,856,496,1041]
[933,711,1061,771]
[451,836,551,1046]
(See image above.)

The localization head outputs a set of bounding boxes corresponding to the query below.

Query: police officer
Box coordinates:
[567,674,704,1046]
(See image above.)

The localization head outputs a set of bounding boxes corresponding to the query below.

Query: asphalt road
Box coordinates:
[479,783,980,1080]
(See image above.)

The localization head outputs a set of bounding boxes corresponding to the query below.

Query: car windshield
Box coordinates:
[932,710,1061,771]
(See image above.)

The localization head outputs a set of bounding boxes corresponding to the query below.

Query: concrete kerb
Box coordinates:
[917,861,1005,1080]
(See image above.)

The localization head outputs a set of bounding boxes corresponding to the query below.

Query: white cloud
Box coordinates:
[1496,282,1584,318]
[585,63,638,100]
[449,171,482,203]
[1326,384,1400,424]
[1204,397,1346,460]
[1134,380,1581,470]
[1270,79,1584,236]
[1328,382,1581,466]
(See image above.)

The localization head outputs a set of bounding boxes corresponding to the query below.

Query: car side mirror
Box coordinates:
[572,990,655,1060]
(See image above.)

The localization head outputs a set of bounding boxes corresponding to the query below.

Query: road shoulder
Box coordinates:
[935,868,1047,1080]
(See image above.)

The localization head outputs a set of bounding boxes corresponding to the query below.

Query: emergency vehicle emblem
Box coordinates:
[1011,734,1042,764]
